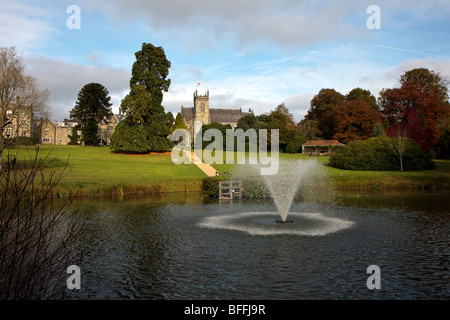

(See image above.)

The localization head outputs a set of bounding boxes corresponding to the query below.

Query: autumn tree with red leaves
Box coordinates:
[305,89,345,140]
[379,83,445,153]
[333,99,381,144]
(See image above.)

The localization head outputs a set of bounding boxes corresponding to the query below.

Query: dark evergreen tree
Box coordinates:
[70,83,112,146]
[111,43,172,152]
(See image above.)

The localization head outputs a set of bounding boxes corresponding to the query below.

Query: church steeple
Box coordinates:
[193,88,210,125]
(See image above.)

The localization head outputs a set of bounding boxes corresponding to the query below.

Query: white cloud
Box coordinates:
[5,0,448,124]
[0,1,57,52]
[24,56,131,120]
[81,0,368,51]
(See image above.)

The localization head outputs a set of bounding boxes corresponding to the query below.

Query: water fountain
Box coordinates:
[199,159,354,236]
[262,159,320,223]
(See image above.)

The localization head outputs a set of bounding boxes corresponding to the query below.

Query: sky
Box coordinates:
[1,0,449,122]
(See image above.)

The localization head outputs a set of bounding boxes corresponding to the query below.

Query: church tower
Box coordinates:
[193,88,210,125]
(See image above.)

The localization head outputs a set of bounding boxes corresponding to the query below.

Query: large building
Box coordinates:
[38,113,126,146]
[3,104,33,139]
[181,89,251,140]
[39,118,80,145]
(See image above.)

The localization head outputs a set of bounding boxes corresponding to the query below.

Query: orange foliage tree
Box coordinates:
[333,99,381,144]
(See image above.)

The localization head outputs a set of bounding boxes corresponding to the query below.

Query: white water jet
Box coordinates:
[262,159,323,222]
[198,159,354,236]
[199,211,355,236]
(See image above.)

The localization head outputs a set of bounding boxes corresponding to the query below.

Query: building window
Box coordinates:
[22,120,27,127]
[57,130,61,135]
[107,126,114,131]
[43,137,51,143]
[58,139,62,144]
[45,128,49,133]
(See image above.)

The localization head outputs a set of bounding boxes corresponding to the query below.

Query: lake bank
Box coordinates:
[2,145,449,199]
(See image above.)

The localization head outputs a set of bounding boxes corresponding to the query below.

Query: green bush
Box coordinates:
[242,178,270,199]
[330,137,435,171]
[110,120,150,153]
[202,175,230,198]
[202,176,270,199]
[110,118,171,153]
[7,136,38,146]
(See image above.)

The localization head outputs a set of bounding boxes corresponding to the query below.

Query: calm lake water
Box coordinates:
[70,191,449,300]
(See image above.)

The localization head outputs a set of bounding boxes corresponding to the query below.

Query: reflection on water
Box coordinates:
[70,192,449,300]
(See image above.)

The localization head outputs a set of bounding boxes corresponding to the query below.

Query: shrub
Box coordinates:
[202,176,269,199]
[0,148,84,299]
[110,120,150,153]
[202,175,230,198]
[329,137,435,171]
[110,115,172,153]
[285,133,307,154]
[242,178,270,199]
[7,136,38,146]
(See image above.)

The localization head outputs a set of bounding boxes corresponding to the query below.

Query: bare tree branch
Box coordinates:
[1,47,50,171]
[0,147,84,300]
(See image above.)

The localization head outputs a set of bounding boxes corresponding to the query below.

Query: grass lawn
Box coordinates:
[212,152,450,191]
[2,145,205,197]
[3,146,449,197]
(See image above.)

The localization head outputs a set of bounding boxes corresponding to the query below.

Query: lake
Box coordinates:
[70,191,449,300]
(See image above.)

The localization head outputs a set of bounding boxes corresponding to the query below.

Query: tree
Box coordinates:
[400,68,449,103]
[0,148,84,299]
[110,118,151,153]
[329,137,435,171]
[200,122,232,150]
[435,103,450,159]
[0,47,49,170]
[397,68,449,154]
[372,122,386,137]
[379,83,444,153]
[305,89,345,139]
[333,99,381,143]
[236,113,269,132]
[266,104,306,153]
[436,124,450,159]
[70,83,112,146]
[172,112,187,131]
[166,111,174,131]
[346,88,378,110]
[129,43,171,111]
[267,104,294,151]
[297,119,321,140]
[388,124,409,171]
[111,43,172,153]
[68,124,81,145]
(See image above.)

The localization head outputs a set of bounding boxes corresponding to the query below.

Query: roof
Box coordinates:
[181,106,195,122]
[181,107,250,124]
[302,140,345,146]
[210,108,250,123]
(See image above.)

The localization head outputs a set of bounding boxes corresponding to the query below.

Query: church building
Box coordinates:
[180,88,251,140]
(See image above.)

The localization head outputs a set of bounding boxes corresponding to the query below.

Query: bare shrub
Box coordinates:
[0,147,83,299]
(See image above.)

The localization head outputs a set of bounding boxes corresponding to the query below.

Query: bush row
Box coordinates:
[202,176,270,199]
[329,137,435,171]
[6,137,39,146]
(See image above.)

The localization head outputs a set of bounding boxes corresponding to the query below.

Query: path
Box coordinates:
[183,150,217,177]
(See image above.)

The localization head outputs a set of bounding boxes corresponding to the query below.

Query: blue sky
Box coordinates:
[1,0,449,122]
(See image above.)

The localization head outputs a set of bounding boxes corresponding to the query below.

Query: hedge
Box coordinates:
[202,176,270,199]
[329,137,435,171]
